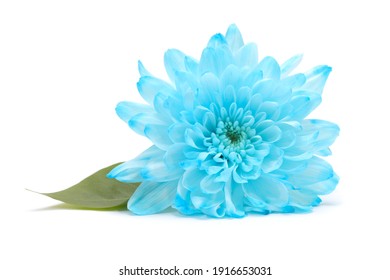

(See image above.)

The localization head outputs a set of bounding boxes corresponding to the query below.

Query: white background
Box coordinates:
[1,1,389,279]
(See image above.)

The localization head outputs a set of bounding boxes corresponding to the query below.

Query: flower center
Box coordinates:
[213,117,252,151]
[224,123,243,144]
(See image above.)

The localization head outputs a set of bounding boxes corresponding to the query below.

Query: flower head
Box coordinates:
[108,25,339,217]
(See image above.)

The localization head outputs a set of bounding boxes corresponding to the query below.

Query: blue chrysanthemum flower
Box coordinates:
[108,25,339,217]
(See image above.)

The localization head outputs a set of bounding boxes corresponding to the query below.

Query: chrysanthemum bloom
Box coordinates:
[108,25,339,217]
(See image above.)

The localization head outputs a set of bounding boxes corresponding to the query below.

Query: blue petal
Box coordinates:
[144,123,172,150]
[164,49,187,83]
[182,168,205,191]
[190,189,225,217]
[301,119,339,139]
[243,175,289,207]
[262,146,284,173]
[224,180,245,217]
[128,180,178,215]
[199,72,220,105]
[301,65,332,94]
[220,64,242,91]
[280,54,303,77]
[107,146,163,182]
[185,127,206,149]
[288,190,321,211]
[138,60,152,77]
[207,33,228,49]
[301,173,339,195]
[258,56,281,80]
[274,123,297,148]
[115,101,154,124]
[164,143,188,168]
[285,156,337,194]
[225,24,244,53]
[258,122,282,143]
[137,76,176,104]
[129,112,168,136]
[140,159,183,182]
[199,47,218,76]
[252,79,291,104]
[235,43,258,69]
[168,122,190,143]
[185,56,199,75]
[286,91,322,120]
[281,73,306,88]
[200,174,224,193]
[294,119,340,154]
[243,63,264,87]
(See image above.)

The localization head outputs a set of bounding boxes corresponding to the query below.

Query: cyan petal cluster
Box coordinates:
[108,25,339,217]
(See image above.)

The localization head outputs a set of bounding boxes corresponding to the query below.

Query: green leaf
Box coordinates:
[28,162,140,209]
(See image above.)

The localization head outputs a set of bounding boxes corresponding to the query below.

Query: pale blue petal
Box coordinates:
[141,159,183,182]
[185,127,206,149]
[200,174,224,193]
[164,49,187,83]
[301,119,339,139]
[258,101,279,120]
[225,24,244,53]
[138,60,152,77]
[115,101,154,124]
[301,65,332,94]
[107,146,163,182]
[182,168,205,191]
[286,91,322,120]
[153,92,176,119]
[243,175,289,207]
[224,180,245,217]
[243,63,264,87]
[199,47,218,75]
[252,79,291,104]
[128,180,178,215]
[288,190,321,211]
[235,43,258,68]
[173,195,200,216]
[207,33,228,49]
[281,73,306,88]
[280,54,303,77]
[300,173,339,195]
[163,143,188,168]
[277,159,308,173]
[144,123,172,150]
[294,119,340,154]
[190,190,225,217]
[274,123,296,148]
[168,122,190,143]
[285,156,336,194]
[259,123,282,143]
[262,146,284,173]
[220,64,242,91]
[236,86,252,108]
[199,72,220,105]
[137,76,176,104]
[184,56,199,75]
[174,71,198,96]
[129,112,168,136]
[258,56,281,80]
